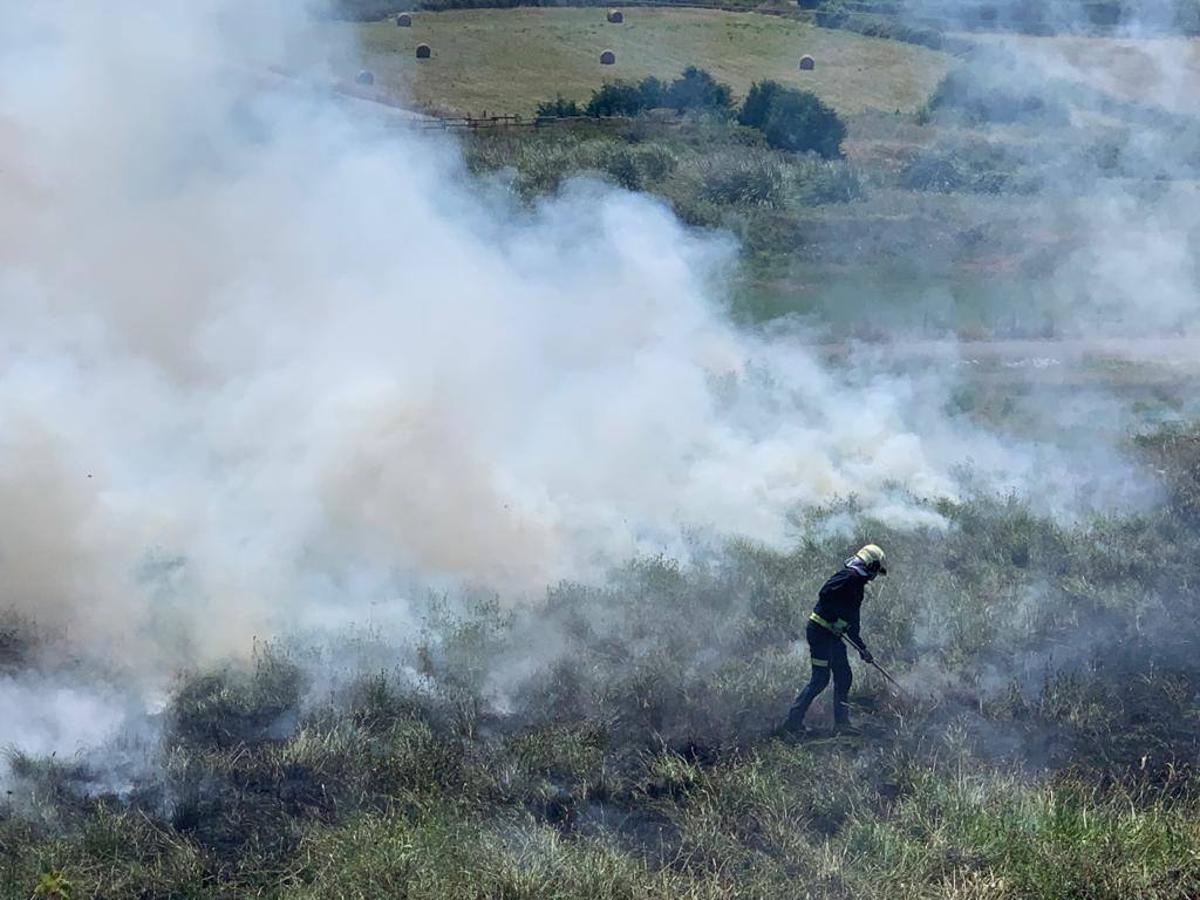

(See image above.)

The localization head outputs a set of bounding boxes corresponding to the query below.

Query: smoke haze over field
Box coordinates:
[0,3,1042,660]
[939,32,1200,338]
[0,0,1192,776]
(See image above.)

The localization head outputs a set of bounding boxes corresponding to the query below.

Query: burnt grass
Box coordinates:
[4,426,1200,898]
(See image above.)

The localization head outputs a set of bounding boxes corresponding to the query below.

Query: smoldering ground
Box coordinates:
[0,0,1197,828]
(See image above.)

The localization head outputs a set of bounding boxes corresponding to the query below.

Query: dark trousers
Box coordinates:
[787,621,852,727]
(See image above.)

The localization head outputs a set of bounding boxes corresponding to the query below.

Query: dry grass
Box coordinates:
[326,8,954,117]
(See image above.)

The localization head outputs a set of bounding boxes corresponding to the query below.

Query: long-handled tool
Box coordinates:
[840,632,903,691]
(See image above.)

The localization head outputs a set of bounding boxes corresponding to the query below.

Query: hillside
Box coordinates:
[328,8,955,116]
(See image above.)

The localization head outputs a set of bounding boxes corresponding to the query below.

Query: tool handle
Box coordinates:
[839,633,902,689]
[868,659,903,689]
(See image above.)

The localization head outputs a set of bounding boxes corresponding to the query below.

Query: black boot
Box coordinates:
[773,707,810,739]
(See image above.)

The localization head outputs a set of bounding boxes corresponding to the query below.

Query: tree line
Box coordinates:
[537,68,847,159]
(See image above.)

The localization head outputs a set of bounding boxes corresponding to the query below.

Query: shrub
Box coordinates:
[737,80,784,131]
[814,2,850,27]
[637,75,666,110]
[0,610,38,671]
[595,145,644,190]
[843,14,944,50]
[546,70,730,122]
[791,157,864,204]
[760,88,846,158]
[664,67,733,115]
[168,649,306,749]
[631,143,678,181]
[900,139,1040,194]
[585,81,646,118]
[687,151,788,207]
[536,95,583,118]
[926,63,1071,126]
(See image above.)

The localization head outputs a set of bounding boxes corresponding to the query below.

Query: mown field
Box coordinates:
[329,8,955,116]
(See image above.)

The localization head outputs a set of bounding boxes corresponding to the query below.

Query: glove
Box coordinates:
[858,647,874,664]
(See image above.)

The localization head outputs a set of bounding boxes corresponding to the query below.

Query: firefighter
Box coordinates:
[779,544,886,735]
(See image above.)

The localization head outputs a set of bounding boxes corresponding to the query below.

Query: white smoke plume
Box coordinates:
[0,0,1157,729]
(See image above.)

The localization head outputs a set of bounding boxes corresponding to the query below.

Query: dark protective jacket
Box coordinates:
[811,565,870,650]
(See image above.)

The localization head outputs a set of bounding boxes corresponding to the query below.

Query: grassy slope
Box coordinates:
[332,8,954,116]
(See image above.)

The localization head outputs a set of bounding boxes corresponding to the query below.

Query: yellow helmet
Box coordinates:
[854,544,887,576]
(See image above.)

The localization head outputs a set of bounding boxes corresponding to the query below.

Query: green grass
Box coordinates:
[332,8,954,117]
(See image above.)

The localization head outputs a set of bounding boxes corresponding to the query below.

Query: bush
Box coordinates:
[926,63,1071,126]
[637,76,666,110]
[791,156,864,204]
[737,80,784,131]
[664,67,733,115]
[585,81,646,118]
[630,143,678,181]
[814,2,850,27]
[899,139,1041,194]
[760,88,846,158]
[464,133,679,199]
[547,71,728,122]
[693,151,788,207]
[536,95,583,118]
[587,71,730,119]
[168,649,306,750]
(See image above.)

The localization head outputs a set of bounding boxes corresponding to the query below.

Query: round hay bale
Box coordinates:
[599,49,616,65]
[356,69,375,85]
[606,8,624,23]
[416,43,432,59]
[396,12,412,26]
[799,55,815,71]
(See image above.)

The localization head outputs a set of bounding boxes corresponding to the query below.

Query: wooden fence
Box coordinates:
[411,113,672,130]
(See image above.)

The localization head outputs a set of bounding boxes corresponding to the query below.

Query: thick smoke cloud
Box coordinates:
[0,0,1175,780]
[0,0,1054,666]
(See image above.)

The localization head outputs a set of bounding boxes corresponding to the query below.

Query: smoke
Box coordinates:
[910,4,1200,340]
[1,0,1191,785]
[0,0,1063,668]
